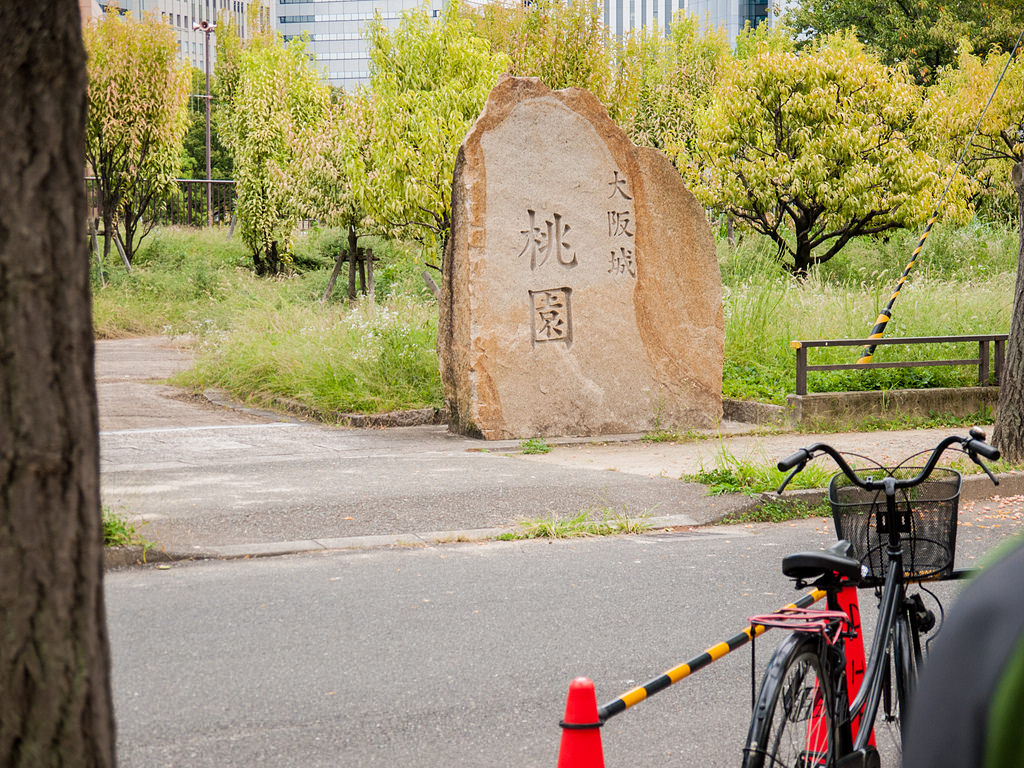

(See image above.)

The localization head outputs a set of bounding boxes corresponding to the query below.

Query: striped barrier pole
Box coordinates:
[856,215,937,364]
[596,588,826,722]
[857,25,1024,365]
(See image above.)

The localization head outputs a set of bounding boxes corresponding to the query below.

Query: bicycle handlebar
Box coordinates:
[775,431,1000,494]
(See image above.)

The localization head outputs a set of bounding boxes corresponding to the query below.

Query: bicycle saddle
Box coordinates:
[783,540,863,583]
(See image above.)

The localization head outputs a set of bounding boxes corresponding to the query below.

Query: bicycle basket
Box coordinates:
[828,467,961,586]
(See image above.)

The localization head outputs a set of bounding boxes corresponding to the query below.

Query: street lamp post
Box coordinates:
[193,19,216,227]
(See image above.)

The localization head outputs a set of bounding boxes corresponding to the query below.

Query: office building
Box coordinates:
[276,0,444,88]
[685,0,780,46]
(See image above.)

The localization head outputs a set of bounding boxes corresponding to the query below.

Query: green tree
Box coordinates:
[2,2,115,763]
[289,89,375,301]
[218,35,331,275]
[366,2,509,255]
[461,0,614,104]
[692,29,966,275]
[787,0,1022,84]
[927,49,1024,460]
[613,15,729,164]
[84,8,191,265]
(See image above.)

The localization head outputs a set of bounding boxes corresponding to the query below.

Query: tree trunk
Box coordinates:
[253,242,282,276]
[792,234,813,278]
[101,210,114,269]
[347,223,358,303]
[993,161,1024,461]
[0,3,116,766]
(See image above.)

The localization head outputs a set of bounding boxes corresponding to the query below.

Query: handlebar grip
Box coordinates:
[777,449,810,472]
[968,439,1000,461]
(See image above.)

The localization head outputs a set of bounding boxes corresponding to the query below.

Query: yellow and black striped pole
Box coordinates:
[857,25,1024,365]
[596,589,826,722]
[856,213,938,364]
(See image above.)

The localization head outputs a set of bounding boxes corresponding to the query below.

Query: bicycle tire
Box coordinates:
[875,612,921,760]
[742,634,841,768]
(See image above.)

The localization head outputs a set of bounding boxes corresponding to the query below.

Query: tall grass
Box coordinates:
[93,226,444,414]
[92,220,1018,414]
[721,221,1016,403]
[177,298,441,414]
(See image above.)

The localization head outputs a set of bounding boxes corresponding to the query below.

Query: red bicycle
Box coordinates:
[741,429,999,768]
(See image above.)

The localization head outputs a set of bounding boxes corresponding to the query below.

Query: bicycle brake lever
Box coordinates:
[776,464,803,495]
[971,452,1000,486]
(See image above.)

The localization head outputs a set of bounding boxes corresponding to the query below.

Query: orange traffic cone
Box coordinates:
[556,677,605,768]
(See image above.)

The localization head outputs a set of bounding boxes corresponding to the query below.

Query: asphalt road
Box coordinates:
[106,515,1022,767]
[99,337,1024,766]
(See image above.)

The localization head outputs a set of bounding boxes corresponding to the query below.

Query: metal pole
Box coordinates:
[204,26,212,227]
[194,20,216,227]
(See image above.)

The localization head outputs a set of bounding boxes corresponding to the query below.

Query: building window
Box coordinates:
[279,12,400,23]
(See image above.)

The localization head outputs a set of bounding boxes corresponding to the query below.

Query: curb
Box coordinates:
[202,389,447,428]
[745,469,1024,510]
[102,513,721,569]
[102,476,1024,570]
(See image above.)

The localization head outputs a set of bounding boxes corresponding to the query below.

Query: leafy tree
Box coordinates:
[2,2,115,763]
[366,2,509,254]
[461,0,614,105]
[289,89,375,300]
[786,0,1022,84]
[218,35,331,275]
[212,1,275,127]
[613,15,729,163]
[691,29,967,275]
[84,7,191,265]
[927,49,1024,460]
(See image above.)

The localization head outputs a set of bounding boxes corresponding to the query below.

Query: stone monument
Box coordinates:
[439,76,723,439]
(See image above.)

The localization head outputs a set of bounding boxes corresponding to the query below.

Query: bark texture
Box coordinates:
[0,3,116,765]
[993,161,1024,462]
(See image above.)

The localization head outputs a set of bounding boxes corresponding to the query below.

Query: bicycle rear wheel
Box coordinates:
[742,634,840,768]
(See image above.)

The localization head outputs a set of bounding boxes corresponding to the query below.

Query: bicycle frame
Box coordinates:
[833,557,906,753]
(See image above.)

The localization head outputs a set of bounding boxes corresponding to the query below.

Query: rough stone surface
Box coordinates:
[439,76,723,439]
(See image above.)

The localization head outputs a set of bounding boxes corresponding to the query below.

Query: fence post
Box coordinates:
[792,342,808,395]
[358,247,367,295]
[979,339,990,386]
[995,337,1005,385]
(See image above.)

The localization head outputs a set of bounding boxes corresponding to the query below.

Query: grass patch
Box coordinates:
[717,498,832,524]
[495,508,651,540]
[519,437,552,454]
[95,226,444,416]
[103,508,154,556]
[720,221,1015,404]
[91,221,1017,416]
[641,427,708,443]
[175,297,441,414]
[684,446,836,495]
[796,409,996,434]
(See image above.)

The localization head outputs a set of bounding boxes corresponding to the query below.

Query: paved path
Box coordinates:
[108,515,1023,767]
[98,337,1024,562]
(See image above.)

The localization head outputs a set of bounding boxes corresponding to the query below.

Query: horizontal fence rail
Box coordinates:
[86,177,236,228]
[790,335,1007,396]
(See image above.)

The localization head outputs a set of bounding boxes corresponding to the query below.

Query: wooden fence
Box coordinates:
[790,335,1008,395]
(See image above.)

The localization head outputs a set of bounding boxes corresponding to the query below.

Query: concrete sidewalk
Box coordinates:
[98,337,1024,566]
